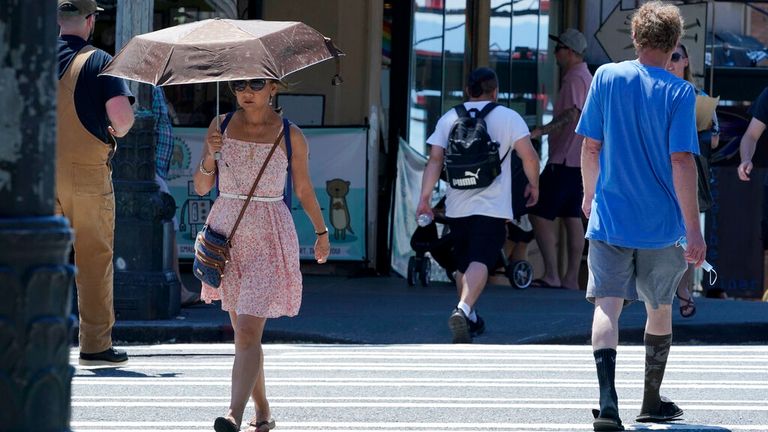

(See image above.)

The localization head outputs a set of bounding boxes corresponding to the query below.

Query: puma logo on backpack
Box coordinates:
[444,103,509,190]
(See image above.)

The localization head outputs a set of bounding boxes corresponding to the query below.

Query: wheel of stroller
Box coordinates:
[419,258,431,287]
[407,257,417,286]
[506,260,533,289]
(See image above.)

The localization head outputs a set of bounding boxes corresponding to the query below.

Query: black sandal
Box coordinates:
[676,292,697,318]
[591,409,624,431]
[214,416,240,432]
[248,418,275,432]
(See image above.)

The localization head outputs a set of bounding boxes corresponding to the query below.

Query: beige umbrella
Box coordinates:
[101,18,343,159]
[101,18,344,85]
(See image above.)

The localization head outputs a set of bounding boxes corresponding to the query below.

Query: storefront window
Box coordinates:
[441,0,467,114]
[409,0,557,154]
[410,0,448,154]
[489,0,556,158]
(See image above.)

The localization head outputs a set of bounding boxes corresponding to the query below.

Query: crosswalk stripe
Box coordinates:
[70,395,768,404]
[69,420,768,431]
[69,401,768,411]
[71,364,768,373]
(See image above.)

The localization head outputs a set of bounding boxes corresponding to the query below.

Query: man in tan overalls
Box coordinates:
[57,0,134,366]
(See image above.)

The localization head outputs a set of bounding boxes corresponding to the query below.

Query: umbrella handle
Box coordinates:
[214,81,222,160]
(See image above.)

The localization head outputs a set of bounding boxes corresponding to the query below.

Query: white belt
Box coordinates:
[219,192,283,202]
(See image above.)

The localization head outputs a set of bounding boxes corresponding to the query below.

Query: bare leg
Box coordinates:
[222,312,268,428]
[459,262,489,309]
[591,297,624,350]
[530,215,561,286]
[561,217,585,290]
[249,345,270,425]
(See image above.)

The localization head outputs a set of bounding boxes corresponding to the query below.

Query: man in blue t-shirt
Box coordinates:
[57,0,134,367]
[575,2,706,430]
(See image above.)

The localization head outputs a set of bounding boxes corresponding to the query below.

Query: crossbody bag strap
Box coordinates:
[227,126,285,245]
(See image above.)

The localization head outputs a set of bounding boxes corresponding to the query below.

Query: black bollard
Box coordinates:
[0,2,76,431]
[111,112,181,320]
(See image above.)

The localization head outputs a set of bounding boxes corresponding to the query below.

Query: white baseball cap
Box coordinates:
[549,28,587,55]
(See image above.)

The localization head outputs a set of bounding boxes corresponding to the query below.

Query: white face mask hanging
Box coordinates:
[676,237,718,285]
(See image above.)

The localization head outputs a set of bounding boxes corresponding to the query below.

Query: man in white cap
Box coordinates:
[57,0,135,366]
[529,28,592,291]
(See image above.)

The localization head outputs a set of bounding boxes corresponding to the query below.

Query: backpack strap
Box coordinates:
[477,102,498,119]
[453,104,470,119]
[282,118,293,209]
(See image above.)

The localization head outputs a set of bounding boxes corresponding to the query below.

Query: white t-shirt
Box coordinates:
[427,101,530,220]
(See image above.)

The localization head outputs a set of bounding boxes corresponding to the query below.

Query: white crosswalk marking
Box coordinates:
[71,344,768,432]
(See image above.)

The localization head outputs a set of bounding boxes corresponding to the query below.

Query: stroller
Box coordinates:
[406,153,534,288]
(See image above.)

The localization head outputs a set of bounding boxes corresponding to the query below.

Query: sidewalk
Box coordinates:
[111,272,768,345]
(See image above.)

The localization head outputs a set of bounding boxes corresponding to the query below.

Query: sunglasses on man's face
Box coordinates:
[229,79,267,92]
[670,52,686,63]
[555,44,569,52]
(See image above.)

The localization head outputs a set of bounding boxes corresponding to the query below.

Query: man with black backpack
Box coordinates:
[416,67,540,343]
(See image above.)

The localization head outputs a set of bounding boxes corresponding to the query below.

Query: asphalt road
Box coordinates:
[71,343,768,432]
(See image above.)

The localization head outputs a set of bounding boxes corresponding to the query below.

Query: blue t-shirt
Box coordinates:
[58,35,134,143]
[575,60,699,249]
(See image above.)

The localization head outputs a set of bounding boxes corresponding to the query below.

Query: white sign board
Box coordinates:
[595,2,708,87]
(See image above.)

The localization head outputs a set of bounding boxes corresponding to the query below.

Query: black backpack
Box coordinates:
[444,103,508,190]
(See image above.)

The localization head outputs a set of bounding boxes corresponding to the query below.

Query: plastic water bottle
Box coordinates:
[417,214,433,227]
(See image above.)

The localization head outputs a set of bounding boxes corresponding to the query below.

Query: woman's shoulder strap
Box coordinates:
[220,111,236,133]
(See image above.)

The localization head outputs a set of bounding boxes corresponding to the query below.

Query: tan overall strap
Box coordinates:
[60,45,96,92]
[225,127,286,246]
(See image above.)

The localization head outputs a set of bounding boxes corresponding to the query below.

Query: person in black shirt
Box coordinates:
[738,87,768,302]
[738,87,768,181]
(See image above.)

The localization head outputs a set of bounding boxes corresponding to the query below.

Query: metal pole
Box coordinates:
[0,1,75,430]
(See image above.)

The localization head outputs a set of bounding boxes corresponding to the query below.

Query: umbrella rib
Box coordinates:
[258,38,280,80]
[157,46,175,85]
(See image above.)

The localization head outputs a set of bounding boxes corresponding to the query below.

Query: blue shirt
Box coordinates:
[575,60,699,249]
[58,35,134,143]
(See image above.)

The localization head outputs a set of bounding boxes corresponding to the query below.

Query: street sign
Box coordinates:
[595,2,708,87]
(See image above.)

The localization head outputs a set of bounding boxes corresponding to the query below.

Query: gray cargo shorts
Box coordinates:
[586,239,687,309]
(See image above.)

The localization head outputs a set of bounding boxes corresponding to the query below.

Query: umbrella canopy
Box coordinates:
[101,18,344,86]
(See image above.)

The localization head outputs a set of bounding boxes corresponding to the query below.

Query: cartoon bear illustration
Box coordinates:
[326,178,355,240]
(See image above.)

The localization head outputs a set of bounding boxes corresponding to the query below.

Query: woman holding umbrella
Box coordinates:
[194,78,330,432]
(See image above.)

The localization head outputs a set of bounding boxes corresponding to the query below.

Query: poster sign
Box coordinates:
[166,126,368,261]
[595,2,707,86]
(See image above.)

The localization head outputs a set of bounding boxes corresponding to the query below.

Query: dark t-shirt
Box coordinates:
[58,35,134,143]
[749,86,768,125]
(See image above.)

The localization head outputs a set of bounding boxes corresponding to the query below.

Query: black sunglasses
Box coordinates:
[670,52,686,63]
[229,79,267,92]
[555,44,569,52]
